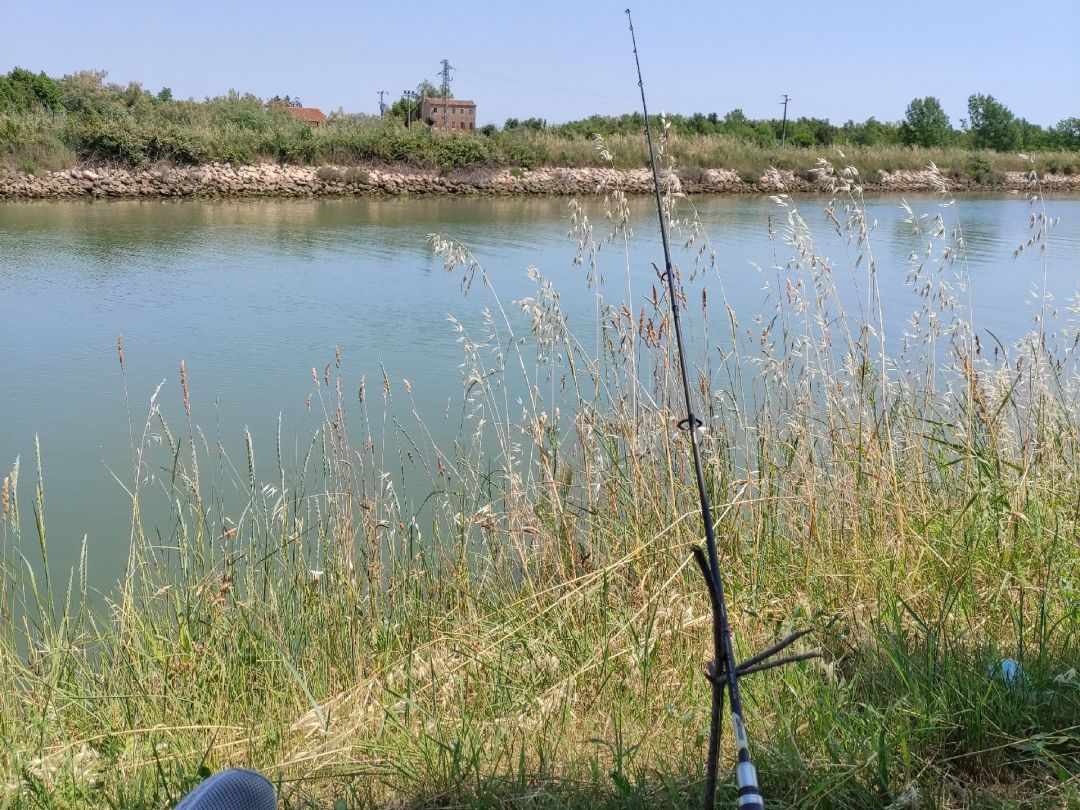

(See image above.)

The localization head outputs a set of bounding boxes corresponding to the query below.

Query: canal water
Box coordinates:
[2,192,1078,588]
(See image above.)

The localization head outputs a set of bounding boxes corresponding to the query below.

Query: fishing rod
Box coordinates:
[624,10,815,809]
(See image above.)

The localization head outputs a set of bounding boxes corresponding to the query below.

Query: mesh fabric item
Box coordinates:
[173,768,277,810]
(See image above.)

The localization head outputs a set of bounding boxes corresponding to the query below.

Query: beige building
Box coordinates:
[421,97,476,132]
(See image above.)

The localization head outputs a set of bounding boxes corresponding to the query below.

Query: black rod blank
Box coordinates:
[625,10,764,810]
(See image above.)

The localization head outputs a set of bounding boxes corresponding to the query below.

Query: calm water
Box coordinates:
[2,193,1078,587]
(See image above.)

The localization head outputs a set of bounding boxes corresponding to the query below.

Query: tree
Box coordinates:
[684,112,718,135]
[0,67,62,112]
[720,108,754,140]
[1050,117,1080,150]
[899,96,951,148]
[967,93,1022,151]
[416,81,439,102]
[58,69,114,115]
[386,81,438,126]
[269,95,302,107]
[789,116,835,146]
[841,117,900,146]
[1016,118,1050,150]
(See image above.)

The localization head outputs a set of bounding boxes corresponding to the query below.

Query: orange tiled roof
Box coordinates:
[423,98,475,107]
[288,107,327,123]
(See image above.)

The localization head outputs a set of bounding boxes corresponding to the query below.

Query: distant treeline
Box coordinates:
[2,67,1078,176]
[516,97,1080,153]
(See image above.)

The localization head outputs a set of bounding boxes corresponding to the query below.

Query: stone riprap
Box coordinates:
[1,163,1077,199]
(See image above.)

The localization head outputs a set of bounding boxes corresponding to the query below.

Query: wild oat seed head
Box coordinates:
[117,334,124,369]
[179,360,190,414]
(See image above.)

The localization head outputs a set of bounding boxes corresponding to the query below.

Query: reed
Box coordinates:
[0,156,1077,809]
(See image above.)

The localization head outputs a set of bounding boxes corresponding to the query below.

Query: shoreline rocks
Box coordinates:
[1,162,1078,200]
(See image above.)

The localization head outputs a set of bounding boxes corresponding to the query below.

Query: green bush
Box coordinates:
[343,167,368,183]
[1044,157,1079,176]
[0,68,62,113]
[678,165,708,184]
[0,114,33,150]
[2,65,1079,175]
[490,132,544,168]
[17,157,42,176]
[315,165,343,181]
[146,126,208,165]
[67,115,151,166]
[207,128,256,165]
[433,133,491,170]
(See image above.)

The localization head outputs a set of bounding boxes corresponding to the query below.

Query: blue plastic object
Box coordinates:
[174,768,276,810]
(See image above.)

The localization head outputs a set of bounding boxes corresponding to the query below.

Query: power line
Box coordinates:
[457,67,633,106]
[438,59,454,132]
[533,18,621,84]
[780,94,791,148]
[457,66,710,111]
[402,89,417,127]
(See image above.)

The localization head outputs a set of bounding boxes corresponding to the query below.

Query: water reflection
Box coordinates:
[1,192,1077,586]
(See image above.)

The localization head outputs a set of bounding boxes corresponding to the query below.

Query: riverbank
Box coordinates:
[2,178,1077,808]
[3,162,1080,199]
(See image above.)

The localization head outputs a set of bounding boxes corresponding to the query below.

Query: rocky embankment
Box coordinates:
[2,163,1078,199]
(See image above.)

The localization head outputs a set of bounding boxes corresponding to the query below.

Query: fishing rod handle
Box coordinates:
[733,714,764,809]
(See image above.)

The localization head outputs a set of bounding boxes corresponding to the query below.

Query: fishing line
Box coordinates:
[454,67,632,107]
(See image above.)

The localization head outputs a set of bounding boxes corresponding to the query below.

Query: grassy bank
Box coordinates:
[2,70,1079,182]
[6,108,1080,183]
[1,165,1078,809]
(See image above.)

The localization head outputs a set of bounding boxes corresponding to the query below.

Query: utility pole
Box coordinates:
[377,90,388,116]
[780,93,791,148]
[402,89,416,127]
[439,59,454,132]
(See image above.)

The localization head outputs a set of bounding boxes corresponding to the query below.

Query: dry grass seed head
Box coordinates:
[179,359,190,414]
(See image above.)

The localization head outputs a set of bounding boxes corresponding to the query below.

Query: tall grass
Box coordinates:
[1,155,1077,809]
[522,129,1080,178]
[4,104,1080,180]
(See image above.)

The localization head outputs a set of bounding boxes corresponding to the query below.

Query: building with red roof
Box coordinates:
[287,107,328,127]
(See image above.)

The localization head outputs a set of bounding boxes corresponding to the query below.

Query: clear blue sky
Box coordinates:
[4,0,1078,127]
